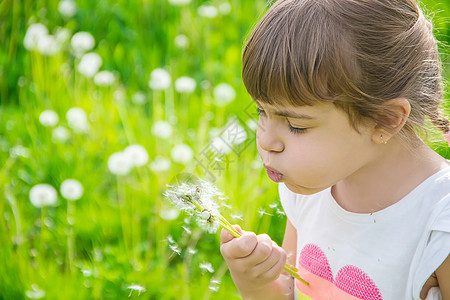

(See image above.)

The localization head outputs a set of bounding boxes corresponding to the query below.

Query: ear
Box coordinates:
[372,98,411,144]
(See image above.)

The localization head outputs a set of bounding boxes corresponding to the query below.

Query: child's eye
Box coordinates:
[256,107,265,116]
[288,122,307,134]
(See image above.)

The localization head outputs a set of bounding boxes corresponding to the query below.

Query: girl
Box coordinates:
[220,0,450,299]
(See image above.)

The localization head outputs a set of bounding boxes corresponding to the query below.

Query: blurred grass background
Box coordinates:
[0,0,449,299]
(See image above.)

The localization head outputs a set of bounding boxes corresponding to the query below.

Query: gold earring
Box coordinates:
[380,135,388,144]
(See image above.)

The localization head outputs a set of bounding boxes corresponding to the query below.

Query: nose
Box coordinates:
[256,121,284,153]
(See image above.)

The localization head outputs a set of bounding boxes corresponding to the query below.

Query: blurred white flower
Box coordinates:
[10,145,31,158]
[149,68,171,90]
[39,110,59,127]
[174,34,189,49]
[124,144,149,167]
[219,2,231,14]
[29,184,58,208]
[171,144,193,164]
[246,119,258,132]
[210,137,232,155]
[25,284,45,299]
[94,71,115,86]
[58,0,77,18]
[37,34,60,56]
[168,0,191,5]
[131,91,146,104]
[213,83,236,106]
[24,23,48,51]
[71,32,95,56]
[113,89,126,102]
[52,126,70,143]
[66,107,89,133]
[198,4,218,18]
[159,206,180,220]
[175,76,196,94]
[199,262,214,273]
[221,120,247,145]
[107,152,132,175]
[150,156,171,172]
[78,52,102,78]
[60,179,84,201]
[209,279,221,292]
[151,120,173,139]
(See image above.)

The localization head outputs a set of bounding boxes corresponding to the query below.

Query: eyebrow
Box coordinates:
[256,102,316,120]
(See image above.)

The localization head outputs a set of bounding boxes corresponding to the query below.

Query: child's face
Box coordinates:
[256,101,378,195]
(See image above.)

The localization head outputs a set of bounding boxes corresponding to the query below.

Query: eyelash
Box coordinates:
[256,107,308,135]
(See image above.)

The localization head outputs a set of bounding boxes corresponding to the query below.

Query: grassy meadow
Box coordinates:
[0,0,449,299]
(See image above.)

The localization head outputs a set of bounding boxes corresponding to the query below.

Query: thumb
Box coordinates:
[220,225,243,244]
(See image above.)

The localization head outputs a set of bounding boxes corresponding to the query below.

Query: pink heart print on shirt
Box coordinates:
[296,244,383,300]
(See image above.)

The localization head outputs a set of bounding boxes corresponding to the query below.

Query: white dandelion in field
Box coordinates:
[52,126,70,143]
[71,32,95,56]
[24,23,48,51]
[39,110,59,127]
[107,152,132,175]
[78,52,102,78]
[66,107,89,133]
[151,120,172,139]
[174,34,189,49]
[159,206,180,221]
[200,262,214,273]
[171,144,193,164]
[37,34,60,56]
[58,0,77,18]
[29,184,58,208]
[175,76,196,94]
[198,4,218,18]
[168,0,191,6]
[9,145,31,158]
[150,156,171,172]
[213,83,236,106]
[219,2,231,14]
[132,91,147,104]
[210,137,232,155]
[221,120,247,145]
[60,179,84,201]
[25,284,45,299]
[127,284,146,297]
[124,144,149,167]
[149,68,171,90]
[165,179,309,286]
[94,70,115,86]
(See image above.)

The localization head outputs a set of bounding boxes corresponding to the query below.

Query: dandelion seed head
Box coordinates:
[60,179,84,201]
[124,144,149,167]
[58,0,77,18]
[66,107,89,133]
[171,143,193,164]
[198,4,218,18]
[152,120,173,139]
[71,32,95,56]
[25,284,45,299]
[149,68,171,90]
[24,23,48,51]
[37,34,60,56]
[213,83,236,106]
[29,184,58,208]
[107,152,132,175]
[174,34,189,49]
[132,91,147,104]
[150,156,171,172]
[175,76,196,94]
[39,110,59,127]
[78,52,102,78]
[93,70,115,86]
[52,126,70,143]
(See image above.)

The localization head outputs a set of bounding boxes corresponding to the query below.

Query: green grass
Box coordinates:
[0,0,449,299]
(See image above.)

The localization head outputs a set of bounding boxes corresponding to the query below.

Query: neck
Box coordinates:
[331,137,448,213]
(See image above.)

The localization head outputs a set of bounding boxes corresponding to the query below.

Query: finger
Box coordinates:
[239,234,273,265]
[220,225,243,244]
[252,244,287,279]
[221,231,257,259]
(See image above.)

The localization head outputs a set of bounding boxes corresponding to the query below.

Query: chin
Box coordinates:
[285,182,329,196]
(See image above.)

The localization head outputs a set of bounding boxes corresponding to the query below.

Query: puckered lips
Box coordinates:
[263,164,283,183]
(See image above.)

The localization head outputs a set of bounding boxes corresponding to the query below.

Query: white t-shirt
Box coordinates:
[279,167,450,300]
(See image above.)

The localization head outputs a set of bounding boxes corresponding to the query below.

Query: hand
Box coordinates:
[220,225,288,293]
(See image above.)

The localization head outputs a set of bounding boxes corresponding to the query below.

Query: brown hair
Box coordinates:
[242,0,449,141]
